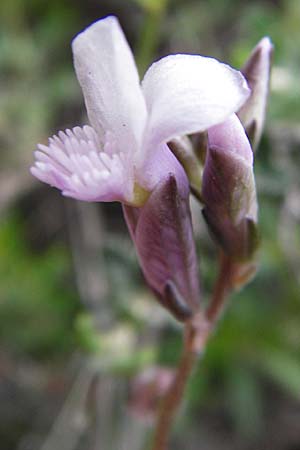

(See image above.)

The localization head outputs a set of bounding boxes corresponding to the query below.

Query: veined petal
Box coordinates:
[31,126,135,203]
[72,16,147,152]
[141,54,250,151]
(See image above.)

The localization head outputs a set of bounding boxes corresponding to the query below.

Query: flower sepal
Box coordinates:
[203,207,259,263]
[123,172,201,322]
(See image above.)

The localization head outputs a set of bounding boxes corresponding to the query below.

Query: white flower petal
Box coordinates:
[31,126,135,203]
[72,16,147,152]
[141,54,250,150]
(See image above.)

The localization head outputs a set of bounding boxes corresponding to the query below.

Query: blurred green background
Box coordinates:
[1,0,300,449]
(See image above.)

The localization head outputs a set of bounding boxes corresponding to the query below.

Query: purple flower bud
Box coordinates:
[202,114,259,261]
[238,37,273,150]
[123,170,201,321]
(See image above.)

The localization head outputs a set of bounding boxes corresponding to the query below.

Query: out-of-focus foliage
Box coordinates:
[1,0,300,449]
[0,214,81,358]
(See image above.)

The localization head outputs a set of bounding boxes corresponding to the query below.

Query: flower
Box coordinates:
[30,16,253,318]
[31,15,250,206]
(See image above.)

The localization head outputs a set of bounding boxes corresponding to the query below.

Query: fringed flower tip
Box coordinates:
[30,126,135,203]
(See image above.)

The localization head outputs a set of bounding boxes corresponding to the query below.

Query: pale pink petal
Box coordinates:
[72,16,147,153]
[141,54,250,151]
[31,126,134,203]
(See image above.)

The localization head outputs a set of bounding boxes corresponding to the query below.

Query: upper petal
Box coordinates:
[72,16,147,152]
[141,54,250,151]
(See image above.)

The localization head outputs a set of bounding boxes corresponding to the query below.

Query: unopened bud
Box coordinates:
[238,37,273,150]
[202,114,259,261]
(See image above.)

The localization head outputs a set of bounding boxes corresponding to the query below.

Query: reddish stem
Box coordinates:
[151,322,198,450]
[206,251,235,322]
[151,252,235,450]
